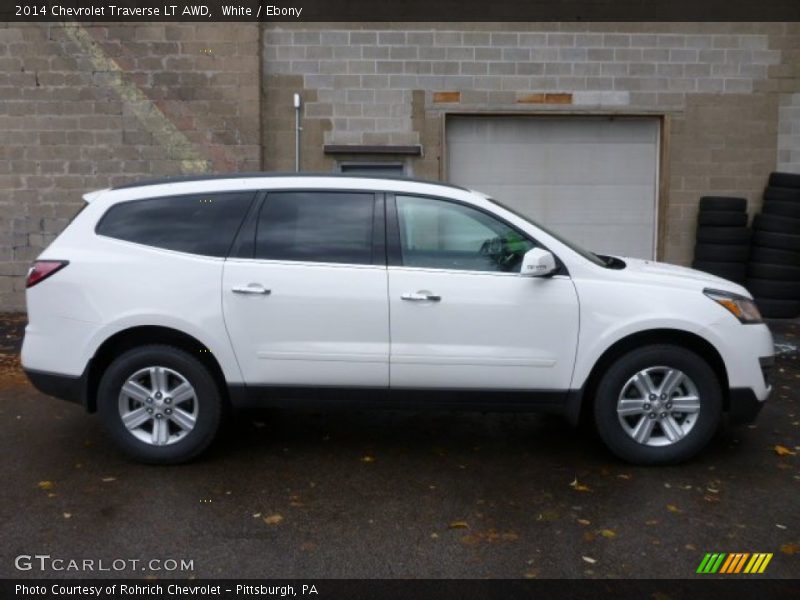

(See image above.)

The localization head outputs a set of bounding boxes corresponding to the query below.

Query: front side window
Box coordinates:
[96,192,254,257]
[255,191,375,264]
[396,195,535,272]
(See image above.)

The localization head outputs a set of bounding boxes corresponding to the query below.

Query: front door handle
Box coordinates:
[232,284,271,295]
[401,291,441,302]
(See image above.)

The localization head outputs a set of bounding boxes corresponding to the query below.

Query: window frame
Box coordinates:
[386,192,567,276]
[229,188,386,268]
[94,190,258,258]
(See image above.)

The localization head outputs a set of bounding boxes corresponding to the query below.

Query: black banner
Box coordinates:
[2,0,800,22]
[2,579,800,600]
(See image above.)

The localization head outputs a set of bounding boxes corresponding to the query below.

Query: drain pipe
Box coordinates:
[293,93,302,172]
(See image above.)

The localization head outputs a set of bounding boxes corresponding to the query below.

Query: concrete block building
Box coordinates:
[1,21,799,310]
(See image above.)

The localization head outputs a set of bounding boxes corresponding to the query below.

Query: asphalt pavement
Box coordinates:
[0,313,797,579]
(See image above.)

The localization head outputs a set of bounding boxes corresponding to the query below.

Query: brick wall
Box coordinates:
[779,92,800,173]
[0,23,261,311]
[1,22,799,311]
[262,23,800,266]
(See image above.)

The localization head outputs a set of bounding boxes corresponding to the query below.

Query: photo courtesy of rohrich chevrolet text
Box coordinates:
[0,0,798,598]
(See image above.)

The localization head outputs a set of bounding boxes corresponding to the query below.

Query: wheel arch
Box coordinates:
[85,326,229,413]
[573,328,730,426]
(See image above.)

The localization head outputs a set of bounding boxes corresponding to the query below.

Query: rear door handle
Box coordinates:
[232,284,270,295]
[401,292,441,302]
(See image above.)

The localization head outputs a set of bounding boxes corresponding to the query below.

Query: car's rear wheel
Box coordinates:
[97,345,222,464]
[594,345,722,465]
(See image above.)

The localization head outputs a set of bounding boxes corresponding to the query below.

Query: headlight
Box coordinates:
[704,288,763,324]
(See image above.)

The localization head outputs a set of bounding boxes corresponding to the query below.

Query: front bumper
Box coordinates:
[728,387,767,424]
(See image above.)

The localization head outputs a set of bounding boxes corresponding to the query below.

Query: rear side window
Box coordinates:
[96,192,254,257]
[255,191,375,264]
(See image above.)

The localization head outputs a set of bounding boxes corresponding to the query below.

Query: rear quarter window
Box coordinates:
[96,192,255,257]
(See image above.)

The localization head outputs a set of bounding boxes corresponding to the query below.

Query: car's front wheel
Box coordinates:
[593,344,722,465]
[97,345,223,464]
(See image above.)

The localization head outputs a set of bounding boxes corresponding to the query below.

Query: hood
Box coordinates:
[614,257,751,297]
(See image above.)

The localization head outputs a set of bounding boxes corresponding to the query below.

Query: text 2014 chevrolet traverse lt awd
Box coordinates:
[21,175,774,464]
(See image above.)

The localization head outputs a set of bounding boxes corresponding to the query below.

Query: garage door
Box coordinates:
[446,116,660,259]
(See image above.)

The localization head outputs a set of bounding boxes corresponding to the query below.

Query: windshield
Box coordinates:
[486,197,609,268]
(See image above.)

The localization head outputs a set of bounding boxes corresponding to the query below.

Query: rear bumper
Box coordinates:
[24,367,87,407]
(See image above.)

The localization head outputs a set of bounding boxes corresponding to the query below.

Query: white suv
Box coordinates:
[21,175,774,464]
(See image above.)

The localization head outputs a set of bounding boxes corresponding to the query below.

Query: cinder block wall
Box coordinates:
[262,22,800,265]
[0,23,261,311]
[1,22,799,311]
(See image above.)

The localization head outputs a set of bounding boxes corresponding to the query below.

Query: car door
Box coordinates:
[388,194,579,391]
[222,190,389,387]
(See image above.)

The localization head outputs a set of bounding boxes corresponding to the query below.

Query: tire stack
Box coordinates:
[745,172,800,319]
[692,196,750,286]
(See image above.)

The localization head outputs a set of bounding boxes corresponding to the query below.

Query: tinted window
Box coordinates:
[256,192,374,264]
[396,195,535,272]
[97,192,254,257]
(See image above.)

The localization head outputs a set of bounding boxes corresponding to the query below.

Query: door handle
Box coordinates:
[232,284,271,295]
[401,292,441,302]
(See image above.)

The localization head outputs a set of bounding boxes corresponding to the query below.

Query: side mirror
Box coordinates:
[520,248,557,277]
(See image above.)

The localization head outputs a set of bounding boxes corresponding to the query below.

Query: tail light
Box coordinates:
[26,260,69,288]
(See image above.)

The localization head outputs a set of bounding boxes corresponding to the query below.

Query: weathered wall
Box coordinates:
[261,23,800,265]
[0,23,260,310]
[1,22,799,311]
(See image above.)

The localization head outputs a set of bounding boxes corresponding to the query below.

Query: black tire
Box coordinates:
[97,345,223,464]
[696,226,751,244]
[762,200,800,219]
[753,213,800,235]
[593,345,722,465]
[745,278,800,300]
[752,230,800,252]
[755,298,800,319]
[691,260,747,282]
[747,262,800,281]
[694,243,750,262]
[749,246,800,266]
[699,196,747,212]
[697,211,748,227]
[764,187,800,203]
[768,172,800,189]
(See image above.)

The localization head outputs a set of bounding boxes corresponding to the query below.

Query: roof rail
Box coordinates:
[112,172,470,192]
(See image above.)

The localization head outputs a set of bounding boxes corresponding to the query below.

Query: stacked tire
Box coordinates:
[746,172,800,319]
[692,196,750,285]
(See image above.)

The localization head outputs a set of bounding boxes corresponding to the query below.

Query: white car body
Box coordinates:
[21,175,774,462]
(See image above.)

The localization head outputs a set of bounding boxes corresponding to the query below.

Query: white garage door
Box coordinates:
[446,116,660,259]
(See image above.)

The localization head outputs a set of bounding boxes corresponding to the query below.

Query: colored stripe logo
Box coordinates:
[696,552,773,574]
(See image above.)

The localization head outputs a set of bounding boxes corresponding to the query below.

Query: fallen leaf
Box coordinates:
[63,512,72,519]
[430,533,439,539]
[582,556,597,564]
[774,445,796,457]
[449,520,469,529]
[263,514,284,525]
[667,504,682,513]
[252,513,261,518]
[780,543,800,555]
[37,481,54,490]
[537,510,559,522]
[600,529,617,539]
[617,474,631,480]
[577,518,591,526]
[360,455,375,463]
[523,570,539,579]
[569,478,591,492]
